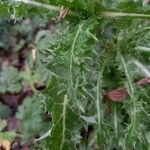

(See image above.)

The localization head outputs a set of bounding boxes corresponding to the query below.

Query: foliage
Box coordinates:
[0,66,22,94]
[43,78,80,150]
[16,96,47,144]
[0,0,150,149]
[0,119,16,141]
[0,102,12,119]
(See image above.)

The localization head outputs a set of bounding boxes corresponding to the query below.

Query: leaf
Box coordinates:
[2,0,150,149]
[16,96,45,144]
[136,77,150,87]
[105,77,150,102]
[80,115,96,124]
[0,102,12,119]
[49,95,79,150]
[0,119,16,142]
[43,78,79,150]
[34,127,53,142]
[146,132,150,144]
[35,31,52,50]
[0,66,22,94]
[1,131,16,142]
[106,87,128,102]
[0,4,8,17]
[0,119,7,132]
[20,65,41,92]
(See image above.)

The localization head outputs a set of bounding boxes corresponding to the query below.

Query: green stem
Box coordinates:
[135,46,150,52]
[102,11,150,19]
[14,0,60,11]
[133,59,150,77]
[113,104,118,141]
[13,1,150,19]
[96,72,103,146]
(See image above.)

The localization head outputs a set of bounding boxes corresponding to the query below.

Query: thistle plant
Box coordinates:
[1,0,150,149]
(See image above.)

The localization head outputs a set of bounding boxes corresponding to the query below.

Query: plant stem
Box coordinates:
[102,11,150,19]
[14,1,150,19]
[135,46,150,52]
[96,72,103,147]
[14,0,60,11]
[133,59,150,77]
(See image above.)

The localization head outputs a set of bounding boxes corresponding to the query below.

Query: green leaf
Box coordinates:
[50,95,78,150]
[1,131,16,141]
[20,65,41,92]
[0,4,8,17]
[1,0,150,149]
[0,102,12,119]
[0,66,22,94]
[0,119,7,131]
[16,96,45,144]
[0,119,16,141]
[43,78,79,150]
